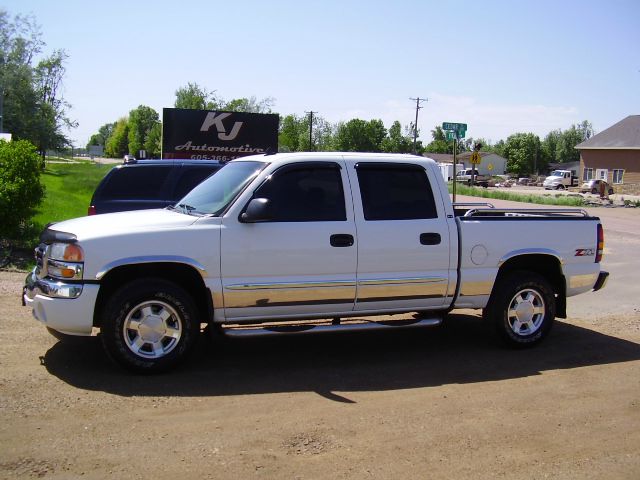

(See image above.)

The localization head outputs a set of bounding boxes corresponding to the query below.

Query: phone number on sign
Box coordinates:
[189,155,234,161]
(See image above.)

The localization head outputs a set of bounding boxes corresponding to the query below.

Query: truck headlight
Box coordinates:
[49,243,84,262]
[46,243,84,280]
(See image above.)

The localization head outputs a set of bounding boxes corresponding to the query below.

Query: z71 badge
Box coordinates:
[575,249,595,256]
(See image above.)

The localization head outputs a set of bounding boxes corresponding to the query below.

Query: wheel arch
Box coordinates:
[493,252,567,318]
[93,262,213,328]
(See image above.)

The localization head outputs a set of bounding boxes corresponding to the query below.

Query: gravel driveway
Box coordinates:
[1,202,639,479]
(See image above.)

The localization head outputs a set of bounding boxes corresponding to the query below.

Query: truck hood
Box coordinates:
[543,176,561,183]
[49,209,199,241]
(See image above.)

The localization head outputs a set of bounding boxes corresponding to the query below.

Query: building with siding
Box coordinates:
[576,115,640,194]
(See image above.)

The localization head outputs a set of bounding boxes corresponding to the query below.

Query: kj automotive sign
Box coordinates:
[162,108,279,160]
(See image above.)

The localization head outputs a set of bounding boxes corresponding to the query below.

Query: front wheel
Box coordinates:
[100,278,200,373]
[483,271,555,347]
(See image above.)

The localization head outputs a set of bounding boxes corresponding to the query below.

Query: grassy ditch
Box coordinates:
[34,161,112,227]
[449,183,586,207]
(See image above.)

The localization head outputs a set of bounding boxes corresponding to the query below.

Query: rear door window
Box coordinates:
[356,163,437,220]
[100,166,173,200]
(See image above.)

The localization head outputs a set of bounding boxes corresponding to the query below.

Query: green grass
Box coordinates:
[449,183,586,207]
[34,161,113,228]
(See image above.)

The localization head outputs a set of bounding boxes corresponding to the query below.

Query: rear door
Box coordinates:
[348,161,453,311]
[220,160,358,320]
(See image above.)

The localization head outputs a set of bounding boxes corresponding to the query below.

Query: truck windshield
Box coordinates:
[174,161,266,216]
[551,170,565,176]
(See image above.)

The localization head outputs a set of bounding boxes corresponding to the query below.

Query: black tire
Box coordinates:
[483,271,555,348]
[100,278,200,373]
[591,188,598,194]
[608,188,614,195]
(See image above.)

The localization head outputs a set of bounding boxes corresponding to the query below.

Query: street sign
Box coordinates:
[442,122,467,132]
[470,152,481,164]
[446,131,455,141]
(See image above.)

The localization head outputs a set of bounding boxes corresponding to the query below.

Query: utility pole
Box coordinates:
[305,110,317,151]
[409,97,427,154]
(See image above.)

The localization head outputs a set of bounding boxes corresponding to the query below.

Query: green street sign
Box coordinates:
[442,122,467,132]
[446,131,455,141]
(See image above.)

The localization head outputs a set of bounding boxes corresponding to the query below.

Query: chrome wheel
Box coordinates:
[507,288,545,337]
[122,300,182,359]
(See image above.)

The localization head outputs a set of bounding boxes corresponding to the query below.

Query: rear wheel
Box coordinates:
[484,271,555,347]
[100,278,200,373]
[591,187,598,194]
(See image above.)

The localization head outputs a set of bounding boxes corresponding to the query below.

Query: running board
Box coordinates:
[220,317,443,338]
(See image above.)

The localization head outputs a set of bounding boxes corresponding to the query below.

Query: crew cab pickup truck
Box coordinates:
[23,153,609,372]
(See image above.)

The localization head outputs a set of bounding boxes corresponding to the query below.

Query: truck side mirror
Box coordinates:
[240,198,273,223]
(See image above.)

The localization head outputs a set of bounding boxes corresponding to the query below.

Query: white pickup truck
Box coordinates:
[23,153,608,372]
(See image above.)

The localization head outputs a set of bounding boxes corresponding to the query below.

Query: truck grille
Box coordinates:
[35,244,46,269]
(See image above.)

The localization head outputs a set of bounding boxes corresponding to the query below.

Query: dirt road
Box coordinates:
[2,203,639,479]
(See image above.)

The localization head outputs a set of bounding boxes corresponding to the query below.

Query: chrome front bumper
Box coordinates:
[22,270,99,336]
[23,270,83,301]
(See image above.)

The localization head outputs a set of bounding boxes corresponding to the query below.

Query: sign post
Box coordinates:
[442,122,467,202]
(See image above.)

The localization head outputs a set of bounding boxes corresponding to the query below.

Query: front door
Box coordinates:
[220,161,357,321]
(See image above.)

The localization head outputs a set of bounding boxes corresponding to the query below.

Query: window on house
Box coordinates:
[583,168,593,181]
[612,169,625,184]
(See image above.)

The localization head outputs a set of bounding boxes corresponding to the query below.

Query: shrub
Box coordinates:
[0,140,45,243]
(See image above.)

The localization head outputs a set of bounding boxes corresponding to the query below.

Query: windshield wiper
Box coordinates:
[177,203,197,215]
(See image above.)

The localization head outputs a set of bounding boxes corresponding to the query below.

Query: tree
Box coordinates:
[278,113,335,152]
[556,121,594,164]
[0,139,44,242]
[224,96,275,113]
[541,129,562,165]
[87,122,115,149]
[334,119,386,152]
[104,118,129,158]
[144,122,162,158]
[502,133,542,176]
[424,125,454,154]
[127,105,159,156]
[174,82,221,110]
[381,121,414,153]
[0,10,75,156]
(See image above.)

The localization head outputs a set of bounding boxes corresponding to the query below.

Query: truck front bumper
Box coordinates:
[23,271,99,336]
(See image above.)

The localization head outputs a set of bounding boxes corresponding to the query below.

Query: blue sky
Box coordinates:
[4,0,640,147]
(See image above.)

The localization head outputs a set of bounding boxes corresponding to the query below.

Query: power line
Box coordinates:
[409,97,427,154]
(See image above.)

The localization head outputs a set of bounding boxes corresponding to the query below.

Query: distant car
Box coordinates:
[580,179,614,195]
[88,160,223,215]
[123,154,136,164]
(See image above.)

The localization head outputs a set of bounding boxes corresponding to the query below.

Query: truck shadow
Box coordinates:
[41,313,640,401]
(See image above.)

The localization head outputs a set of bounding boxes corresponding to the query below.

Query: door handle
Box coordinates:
[330,234,354,247]
[420,233,441,245]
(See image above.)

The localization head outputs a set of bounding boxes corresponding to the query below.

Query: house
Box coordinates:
[575,115,640,194]
[455,151,508,176]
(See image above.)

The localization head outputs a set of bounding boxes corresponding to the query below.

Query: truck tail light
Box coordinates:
[596,223,604,263]
[88,205,96,216]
